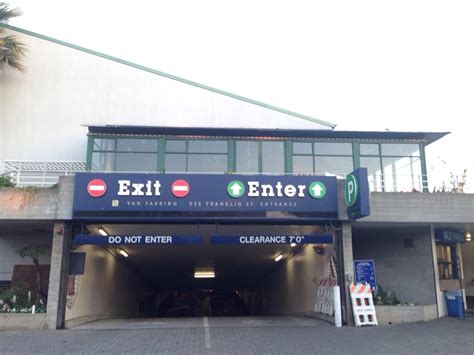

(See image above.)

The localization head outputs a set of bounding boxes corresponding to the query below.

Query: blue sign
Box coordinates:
[74,235,203,245]
[354,260,377,291]
[211,234,333,245]
[73,173,339,219]
[434,230,465,243]
[345,168,370,219]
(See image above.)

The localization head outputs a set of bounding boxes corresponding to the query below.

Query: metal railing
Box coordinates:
[367,174,427,192]
[368,174,472,193]
[3,160,86,187]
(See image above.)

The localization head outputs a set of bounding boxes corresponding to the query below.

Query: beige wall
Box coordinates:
[461,241,474,297]
[262,243,334,316]
[65,245,144,323]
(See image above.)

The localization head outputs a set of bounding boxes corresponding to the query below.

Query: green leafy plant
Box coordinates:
[0,281,46,313]
[15,245,50,302]
[374,284,401,305]
[0,1,27,71]
[0,175,14,187]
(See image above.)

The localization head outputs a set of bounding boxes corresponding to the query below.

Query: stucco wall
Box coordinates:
[0,29,327,166]
[353,227,437,305]
[65,245,144,324]
[262,243,334,316]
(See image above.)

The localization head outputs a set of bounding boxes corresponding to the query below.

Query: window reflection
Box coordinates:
[236,141,259,173]
[115,153,157,172]
[262,141,284,173]
[293,156,313,174]
[360,143,423,192]
[314,156,353,176]
[117,139,158,152]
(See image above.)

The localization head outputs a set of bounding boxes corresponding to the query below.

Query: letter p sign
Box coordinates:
[345,175,359,207]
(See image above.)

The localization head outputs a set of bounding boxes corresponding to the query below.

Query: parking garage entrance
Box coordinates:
[67,223,336,321]
[66,172,368,326]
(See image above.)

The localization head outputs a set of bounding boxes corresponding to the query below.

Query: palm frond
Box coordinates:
[0,34,27,71]
[0,1,22,23]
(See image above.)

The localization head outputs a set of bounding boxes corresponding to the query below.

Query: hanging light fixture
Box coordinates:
[194,267,215,278]
[466,232,472,242]
[118,249,129,258]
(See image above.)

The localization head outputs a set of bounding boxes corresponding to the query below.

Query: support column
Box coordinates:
[46,222,71,329]
[430,225,445,317]
[339,222,354,326]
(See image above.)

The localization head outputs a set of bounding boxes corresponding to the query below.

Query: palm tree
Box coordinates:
[0,1,26,71]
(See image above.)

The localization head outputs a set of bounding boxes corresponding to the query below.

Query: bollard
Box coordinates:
[333,285,342,328]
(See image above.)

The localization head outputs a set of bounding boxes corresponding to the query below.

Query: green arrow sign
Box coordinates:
[227,180,245,198]
[308,181,326,199]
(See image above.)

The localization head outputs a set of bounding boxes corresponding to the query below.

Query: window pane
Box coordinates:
[262,141,284,174]
[236,141,258,173]
[166,140,186,152]
[117,139,158,152]
[382,156,422,192]
[91,152,115,171]
[93,138,115,151]
[360,157,383,192]
[187,154,227,173]
[115,153,157,172]
[360,144,379,156]
[314,156,353,175]
[165,153,186,172]
[360,157,382,175]
[314,142,352,155]
[188,140,228,153]
[381,143,420,157]
[293,142,312,154]
[293,156,313,174]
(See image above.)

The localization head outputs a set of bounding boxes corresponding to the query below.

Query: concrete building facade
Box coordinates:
[0,24,473,329]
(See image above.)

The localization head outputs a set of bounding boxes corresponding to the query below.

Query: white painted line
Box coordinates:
[203,317,211,349]
[89,185,105,191]
[172,186,189,191]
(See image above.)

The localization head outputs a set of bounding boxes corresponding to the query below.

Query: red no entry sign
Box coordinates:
[171,179,190,198]
[87,179,107,198]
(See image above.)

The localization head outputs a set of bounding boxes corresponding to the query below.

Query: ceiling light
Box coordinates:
[290,243,297,247]
[118,249,129,258]
[194,271,215,279]
[98,227,108,236]
[466,232,472,242]
[274,254,283,262]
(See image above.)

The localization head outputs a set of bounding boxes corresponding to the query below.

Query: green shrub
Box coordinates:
[0,175,14,187]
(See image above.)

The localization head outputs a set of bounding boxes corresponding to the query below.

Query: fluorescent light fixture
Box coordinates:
[290,243,297,247]
[466,232,472,242]
[194,271,215,278]
[274,254,283,262]
[118,249,129,258]
[98,227,108,236]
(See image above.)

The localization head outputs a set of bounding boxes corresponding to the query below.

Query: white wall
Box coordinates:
[0,234,52,281]
[65,245,144,323]
[262,244,334,316]
[0,30,329,166]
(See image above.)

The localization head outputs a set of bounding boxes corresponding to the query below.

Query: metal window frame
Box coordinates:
[86,135,429,186]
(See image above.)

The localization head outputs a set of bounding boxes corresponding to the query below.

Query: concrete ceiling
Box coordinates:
[86,223,327,290]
